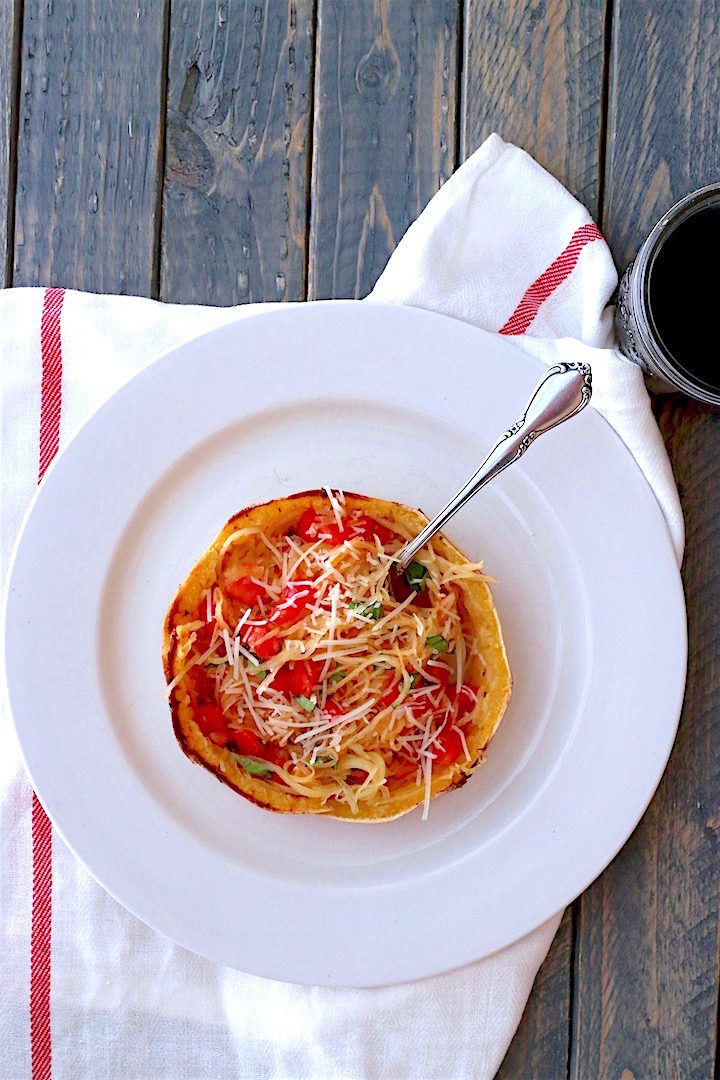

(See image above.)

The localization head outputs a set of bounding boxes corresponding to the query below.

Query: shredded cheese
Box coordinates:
[170,495,488,817]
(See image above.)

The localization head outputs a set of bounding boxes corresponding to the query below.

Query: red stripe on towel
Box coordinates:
[31,794,53,1080]
[38,288,65,482]
[31,285,65,1080]
[499,223,603,336]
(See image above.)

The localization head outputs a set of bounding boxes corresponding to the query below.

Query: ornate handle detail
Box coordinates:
[396,362,592,569]
[492,361,592,462]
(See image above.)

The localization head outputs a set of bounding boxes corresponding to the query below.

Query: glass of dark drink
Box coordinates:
[616,184,720,404]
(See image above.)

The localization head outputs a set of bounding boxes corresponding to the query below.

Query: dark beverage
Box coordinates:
[647,204,720,390]
[615,184,720,404]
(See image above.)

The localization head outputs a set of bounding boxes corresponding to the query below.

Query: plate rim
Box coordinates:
[2,300,687,986]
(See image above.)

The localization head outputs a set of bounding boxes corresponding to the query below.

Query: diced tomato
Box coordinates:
[377,679,401,711]
[228,728,263,756]
[270,659,323,697]
[425,662,451,689]
[295,509,395,546]
[323,699,345,717]
[259,741,288,766]
[405,696,432,720]
[194,703,227,735]
[448,683,479,720]
[268,665,294,693]
[296,508,320,541]
[290,659,323,696]
[346,512,394,544]
[193,620,215,653]
[372,522,395,544]
[226,576,267,605]
[388,566,432,607]
[347,768,369,785]
[295,508,345,545]
[388,567,414,603]
[411,587,433,609]
[242,625,281,659]
[434,725,464,766]
[193,666,217,705]
[268,583,317,628]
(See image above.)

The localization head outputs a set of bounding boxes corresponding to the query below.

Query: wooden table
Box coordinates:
[2,2,718,1075]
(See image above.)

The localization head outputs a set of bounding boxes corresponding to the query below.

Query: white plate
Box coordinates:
[3,302,686,987]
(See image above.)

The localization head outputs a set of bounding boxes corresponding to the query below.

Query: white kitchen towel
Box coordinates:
[0,134,683,1080]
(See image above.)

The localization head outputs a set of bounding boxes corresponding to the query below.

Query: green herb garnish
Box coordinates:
[229,754,273,778]
[406,561,428,591]
[328,668,346,684]
[246,661,268,680]
[204,658,227,667]
[349,600,384,620]
[409,672,421,689]
[295,695,317,713]
[426,634,448,653]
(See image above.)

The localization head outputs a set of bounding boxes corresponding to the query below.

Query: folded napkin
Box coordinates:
[0,134,683,1080]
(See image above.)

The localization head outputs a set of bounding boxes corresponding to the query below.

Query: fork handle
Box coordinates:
[395,362,593,570]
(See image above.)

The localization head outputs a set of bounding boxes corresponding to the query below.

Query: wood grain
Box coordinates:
[460,5,610,1073]
[13,0,169,293]
[572,398,720,1079]
[161,0,315,306]
[603,0,720,269]
[0,0,21,286]
[496,908,573,1079]
[309,0,459,299]
[571,6,720,1076]
[461,0,608,219]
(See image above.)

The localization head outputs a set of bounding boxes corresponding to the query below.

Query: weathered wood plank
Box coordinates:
[461,0,607,219]
[0,0,21,286]
[603,0,720,270]
[572,399,720,1080]
[309,0,459,299]
[161,0,315,306]
[13,0,169,294]
[461,6,610,1074]
[496,909,573,1080]
[572,5,720,1076]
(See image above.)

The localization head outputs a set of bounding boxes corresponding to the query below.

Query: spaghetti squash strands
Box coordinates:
[163,491,511,821]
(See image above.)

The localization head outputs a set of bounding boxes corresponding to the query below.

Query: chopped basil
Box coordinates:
[229,754,273,778]
[295,695,317,713]
[406,561,428,591]
[328,668,346,684]
[349,600,384,620]
[246,661,268,680]
[409,672,421,689]
[426,634,448,653]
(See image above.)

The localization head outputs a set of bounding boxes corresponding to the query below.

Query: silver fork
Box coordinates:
[393,362,592,573]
